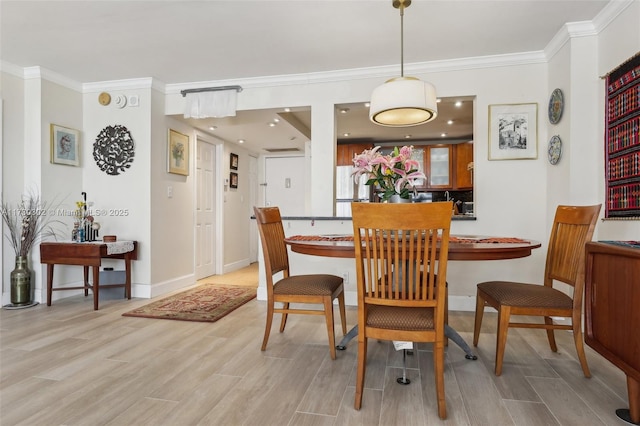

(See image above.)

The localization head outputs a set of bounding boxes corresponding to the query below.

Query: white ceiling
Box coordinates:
[1,0,613,153]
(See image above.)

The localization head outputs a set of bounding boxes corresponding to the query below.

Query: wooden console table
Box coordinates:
[585,241,640,424]
[40,241,138,310]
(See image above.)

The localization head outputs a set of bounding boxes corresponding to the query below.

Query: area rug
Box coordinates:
[122,284,256,322]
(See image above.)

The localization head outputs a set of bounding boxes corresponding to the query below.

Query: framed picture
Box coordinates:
[50,124,80,166]
[230,172,238,189]
[168,129,189,175]
[230,153,239,170]
[488,103,538,160]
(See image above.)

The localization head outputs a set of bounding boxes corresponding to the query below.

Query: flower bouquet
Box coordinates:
[352,145,426,202]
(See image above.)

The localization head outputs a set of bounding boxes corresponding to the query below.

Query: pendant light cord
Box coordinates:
[400,3,405,78]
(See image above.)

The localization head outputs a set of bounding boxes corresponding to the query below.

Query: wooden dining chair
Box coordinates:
[351,201,453,419]
[253,206,347,360]
[473,204,601,376]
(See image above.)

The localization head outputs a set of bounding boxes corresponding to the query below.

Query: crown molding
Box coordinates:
[165,50,547,95]
[82,77,161,93]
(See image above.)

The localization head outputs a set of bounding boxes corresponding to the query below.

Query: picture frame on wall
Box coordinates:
[230,153,239,170]
[230,172,238,189]
[168,129,189,175]
[488,103,538,160]
[50,124,80,166]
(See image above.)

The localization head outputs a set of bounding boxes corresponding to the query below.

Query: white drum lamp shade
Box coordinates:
[369,77,438,126]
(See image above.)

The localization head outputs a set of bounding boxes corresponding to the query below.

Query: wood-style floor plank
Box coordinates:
[0,285,631,426]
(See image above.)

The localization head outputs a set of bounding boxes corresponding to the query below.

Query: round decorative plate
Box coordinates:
[548,88,564,124]
[93,124,135,175]
[548,135,562,165]
[98,92,111,106]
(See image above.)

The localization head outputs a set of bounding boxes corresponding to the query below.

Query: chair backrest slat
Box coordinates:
[254,207,290,282]
[544,205,601,290]
[352,202,453,309]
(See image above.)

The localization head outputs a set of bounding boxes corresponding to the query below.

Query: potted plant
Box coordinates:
[352,145,426,202]
[1,190,62,306]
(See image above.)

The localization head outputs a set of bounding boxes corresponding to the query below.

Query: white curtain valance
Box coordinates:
[183,89,237,118]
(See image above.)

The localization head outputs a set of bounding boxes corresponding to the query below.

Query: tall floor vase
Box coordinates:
[10,255,32,306]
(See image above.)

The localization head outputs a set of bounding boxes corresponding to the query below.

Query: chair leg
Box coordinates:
[495,305,511,376]
[544,316,558,352]
[473,291,485,346]
[323,297,337,360]
[279,302,289,332]
[338,292,347,335]
[573,321,592,378]
[434,341,447,419]
[261,302,275,351]
[354,337,368,410]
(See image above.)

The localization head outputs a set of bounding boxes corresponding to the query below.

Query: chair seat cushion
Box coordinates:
[477,281,572,309]
[367,305,434,331]
[274,274,343,296]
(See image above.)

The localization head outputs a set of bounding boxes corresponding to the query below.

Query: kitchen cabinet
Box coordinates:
[454,142,473,189]
[585,241,640,424]
[337,143,371,166]
[426,145,452,189]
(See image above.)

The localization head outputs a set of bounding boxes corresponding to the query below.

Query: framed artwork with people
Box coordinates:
[50,124,80,166]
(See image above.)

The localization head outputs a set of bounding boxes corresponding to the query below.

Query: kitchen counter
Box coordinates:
[274,215,476,221]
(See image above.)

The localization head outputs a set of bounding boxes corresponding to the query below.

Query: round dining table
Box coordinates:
[284,234,542,358]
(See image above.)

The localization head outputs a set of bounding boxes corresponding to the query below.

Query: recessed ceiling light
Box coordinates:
[284,108,291,112]
[343,132,350,137]
[238,139,245,144]
[441,133,447,137]
[436,98,442,103]
[339,108,350,114]
[209,126,217,130]
[455,101,462,107]
[447,120,454,125]
[273,118,280,123]
[269,123,276,127]
[364,102,370,107]
[405,135,412,139]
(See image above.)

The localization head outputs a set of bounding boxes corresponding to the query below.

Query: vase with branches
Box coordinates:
[1,189,62,305]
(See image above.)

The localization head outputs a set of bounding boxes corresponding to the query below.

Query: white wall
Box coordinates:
[2,1,638,306]
[596,0,640,239]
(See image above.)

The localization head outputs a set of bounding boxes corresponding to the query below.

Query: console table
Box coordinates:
[585,241,640,424]
[40,241,138,310]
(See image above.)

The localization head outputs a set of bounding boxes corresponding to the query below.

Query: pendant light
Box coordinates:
[369,0,438,127]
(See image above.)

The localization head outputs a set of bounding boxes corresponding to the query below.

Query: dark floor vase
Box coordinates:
[11,256,32,305]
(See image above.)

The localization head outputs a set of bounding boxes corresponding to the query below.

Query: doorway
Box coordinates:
[195,137,216,279]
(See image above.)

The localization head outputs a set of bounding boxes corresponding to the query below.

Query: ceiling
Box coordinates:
[1,1,612,153]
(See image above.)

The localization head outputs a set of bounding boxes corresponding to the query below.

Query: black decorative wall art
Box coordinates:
[93,124,135,175]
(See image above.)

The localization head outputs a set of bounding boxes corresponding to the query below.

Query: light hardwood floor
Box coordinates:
[0,274,630,426]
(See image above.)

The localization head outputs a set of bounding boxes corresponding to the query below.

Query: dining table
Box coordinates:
[284,234,542,359]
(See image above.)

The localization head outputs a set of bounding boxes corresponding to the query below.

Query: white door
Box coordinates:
[195,138,216,279]
[265,156,305,216]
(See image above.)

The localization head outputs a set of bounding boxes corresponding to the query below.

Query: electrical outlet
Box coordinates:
[341,272,349,283]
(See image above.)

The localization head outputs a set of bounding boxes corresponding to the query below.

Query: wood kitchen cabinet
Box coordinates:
[585,241,640,424]
[337,143,371,166]
[454,141,473,189]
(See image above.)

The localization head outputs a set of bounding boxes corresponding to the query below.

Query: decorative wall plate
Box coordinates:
[548,88,564,124]
[93,124,135,175]
[547,135,562,165]
[98,92,111,106]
